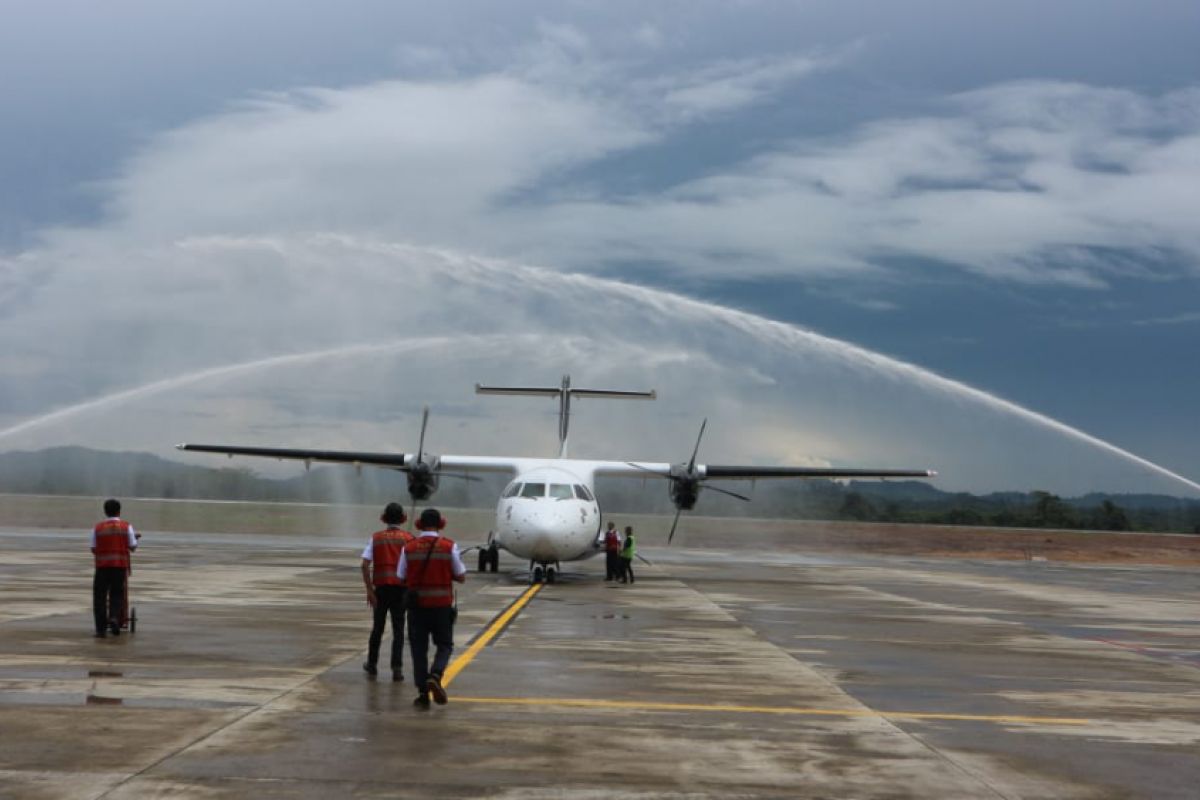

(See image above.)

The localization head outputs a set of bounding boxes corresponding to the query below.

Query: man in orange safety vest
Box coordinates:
[399,508,466,709]
[361,502,414,681]
[91,498,138,638]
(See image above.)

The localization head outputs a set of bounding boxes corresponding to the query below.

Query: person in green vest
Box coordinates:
[618,526,636,584]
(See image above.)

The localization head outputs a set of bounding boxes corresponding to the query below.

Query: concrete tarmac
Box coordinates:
[1,525,1198,798]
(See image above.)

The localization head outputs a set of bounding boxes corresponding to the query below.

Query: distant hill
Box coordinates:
[0,446,479,506]
[1,447,1198,533]
[1070,492,1199,511]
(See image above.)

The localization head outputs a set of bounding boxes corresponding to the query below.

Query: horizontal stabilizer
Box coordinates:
[474,385,562,397]
[475,384,655,400]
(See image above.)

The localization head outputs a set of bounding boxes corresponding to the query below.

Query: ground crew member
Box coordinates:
[619,525,636,584]
[361,502,413,681]
[91,498,138,637]
[399,508,466,709]
[603,520,622,581]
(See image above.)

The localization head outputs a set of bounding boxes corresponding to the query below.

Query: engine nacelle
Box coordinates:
[668,465,701,511]
[406,457,440,501]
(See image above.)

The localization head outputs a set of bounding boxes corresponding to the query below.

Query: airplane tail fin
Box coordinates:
[475,374,656,458]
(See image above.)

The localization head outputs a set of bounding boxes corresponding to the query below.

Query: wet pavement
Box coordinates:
[1,523,1198,798]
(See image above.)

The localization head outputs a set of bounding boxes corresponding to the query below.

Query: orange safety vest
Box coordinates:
[403,535,457,608]
[94,519,132,569]
[371,527,414,586]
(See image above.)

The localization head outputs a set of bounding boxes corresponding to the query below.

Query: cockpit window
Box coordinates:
[573,484,593,501]
[549,483,573,500]
[502,482,522,498]
[520,482,546,498]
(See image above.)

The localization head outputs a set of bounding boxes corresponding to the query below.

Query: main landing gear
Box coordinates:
[529,561,559,584]
[476,543,500,573]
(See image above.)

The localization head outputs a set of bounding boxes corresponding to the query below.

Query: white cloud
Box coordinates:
[31,61,1196,292]
[1133,311,1200,326]
[651,53,831,122]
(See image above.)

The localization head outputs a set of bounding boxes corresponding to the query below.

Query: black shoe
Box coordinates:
[413,693,431,710]
[362,662,378,677]
[110,625,121,637]
[392,670,404,683]
[427,675,448,705]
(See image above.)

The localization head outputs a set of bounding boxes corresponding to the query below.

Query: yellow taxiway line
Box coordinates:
[439,582,1089,727]
[450,696,1092,726]
[442,582,543,687]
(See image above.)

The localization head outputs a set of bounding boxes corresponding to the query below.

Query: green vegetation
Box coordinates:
[2,447,1198,534]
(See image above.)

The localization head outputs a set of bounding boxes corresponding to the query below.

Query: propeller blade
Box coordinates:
[625,461,661,475]
[416,405,430,465]
[706,484,752,502]
[666,506,683,545]
[687,418,707,472]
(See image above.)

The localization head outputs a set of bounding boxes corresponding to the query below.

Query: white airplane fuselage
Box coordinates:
[491,463,604,565]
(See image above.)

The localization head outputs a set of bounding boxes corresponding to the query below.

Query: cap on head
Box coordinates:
[103,498,121,517]
[417,508,445,530]
[381,502,407,525]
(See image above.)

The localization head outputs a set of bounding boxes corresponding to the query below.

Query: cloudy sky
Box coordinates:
[1,1,1198,497]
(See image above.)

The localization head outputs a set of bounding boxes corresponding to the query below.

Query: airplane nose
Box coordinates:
[526,523,558,559]
[513,508,564,560]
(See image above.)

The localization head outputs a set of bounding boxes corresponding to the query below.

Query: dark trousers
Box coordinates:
[93,568,127,633]
[619,557,634,583]
[408,606,455,691]
[605,550,620,580]
[366,585,406,670]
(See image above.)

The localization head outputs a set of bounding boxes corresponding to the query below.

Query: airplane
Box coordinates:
[177,375,936,583]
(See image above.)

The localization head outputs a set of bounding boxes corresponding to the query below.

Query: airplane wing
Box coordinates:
[175,444,529,475]
[176,443,412,469]
[596,462,935,480]
[702,465,935,479]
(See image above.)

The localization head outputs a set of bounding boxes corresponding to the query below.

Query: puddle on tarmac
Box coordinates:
[86,694,123,705]
[88,670,124,678]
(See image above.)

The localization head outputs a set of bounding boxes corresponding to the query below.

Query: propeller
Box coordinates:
[629,418,751,545]
[403,406,479,520]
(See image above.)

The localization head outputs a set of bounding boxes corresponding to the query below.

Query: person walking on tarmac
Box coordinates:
[603,520,622,581]
[360,502,414,681]
[400,508,466,709]
[618,525,636,584]
[91,498,139,637]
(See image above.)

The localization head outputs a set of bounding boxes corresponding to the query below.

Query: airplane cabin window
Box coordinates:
[503,482,522,498]
[549,483,573,500]
[520,482,546,498]
[573,485,593,501]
